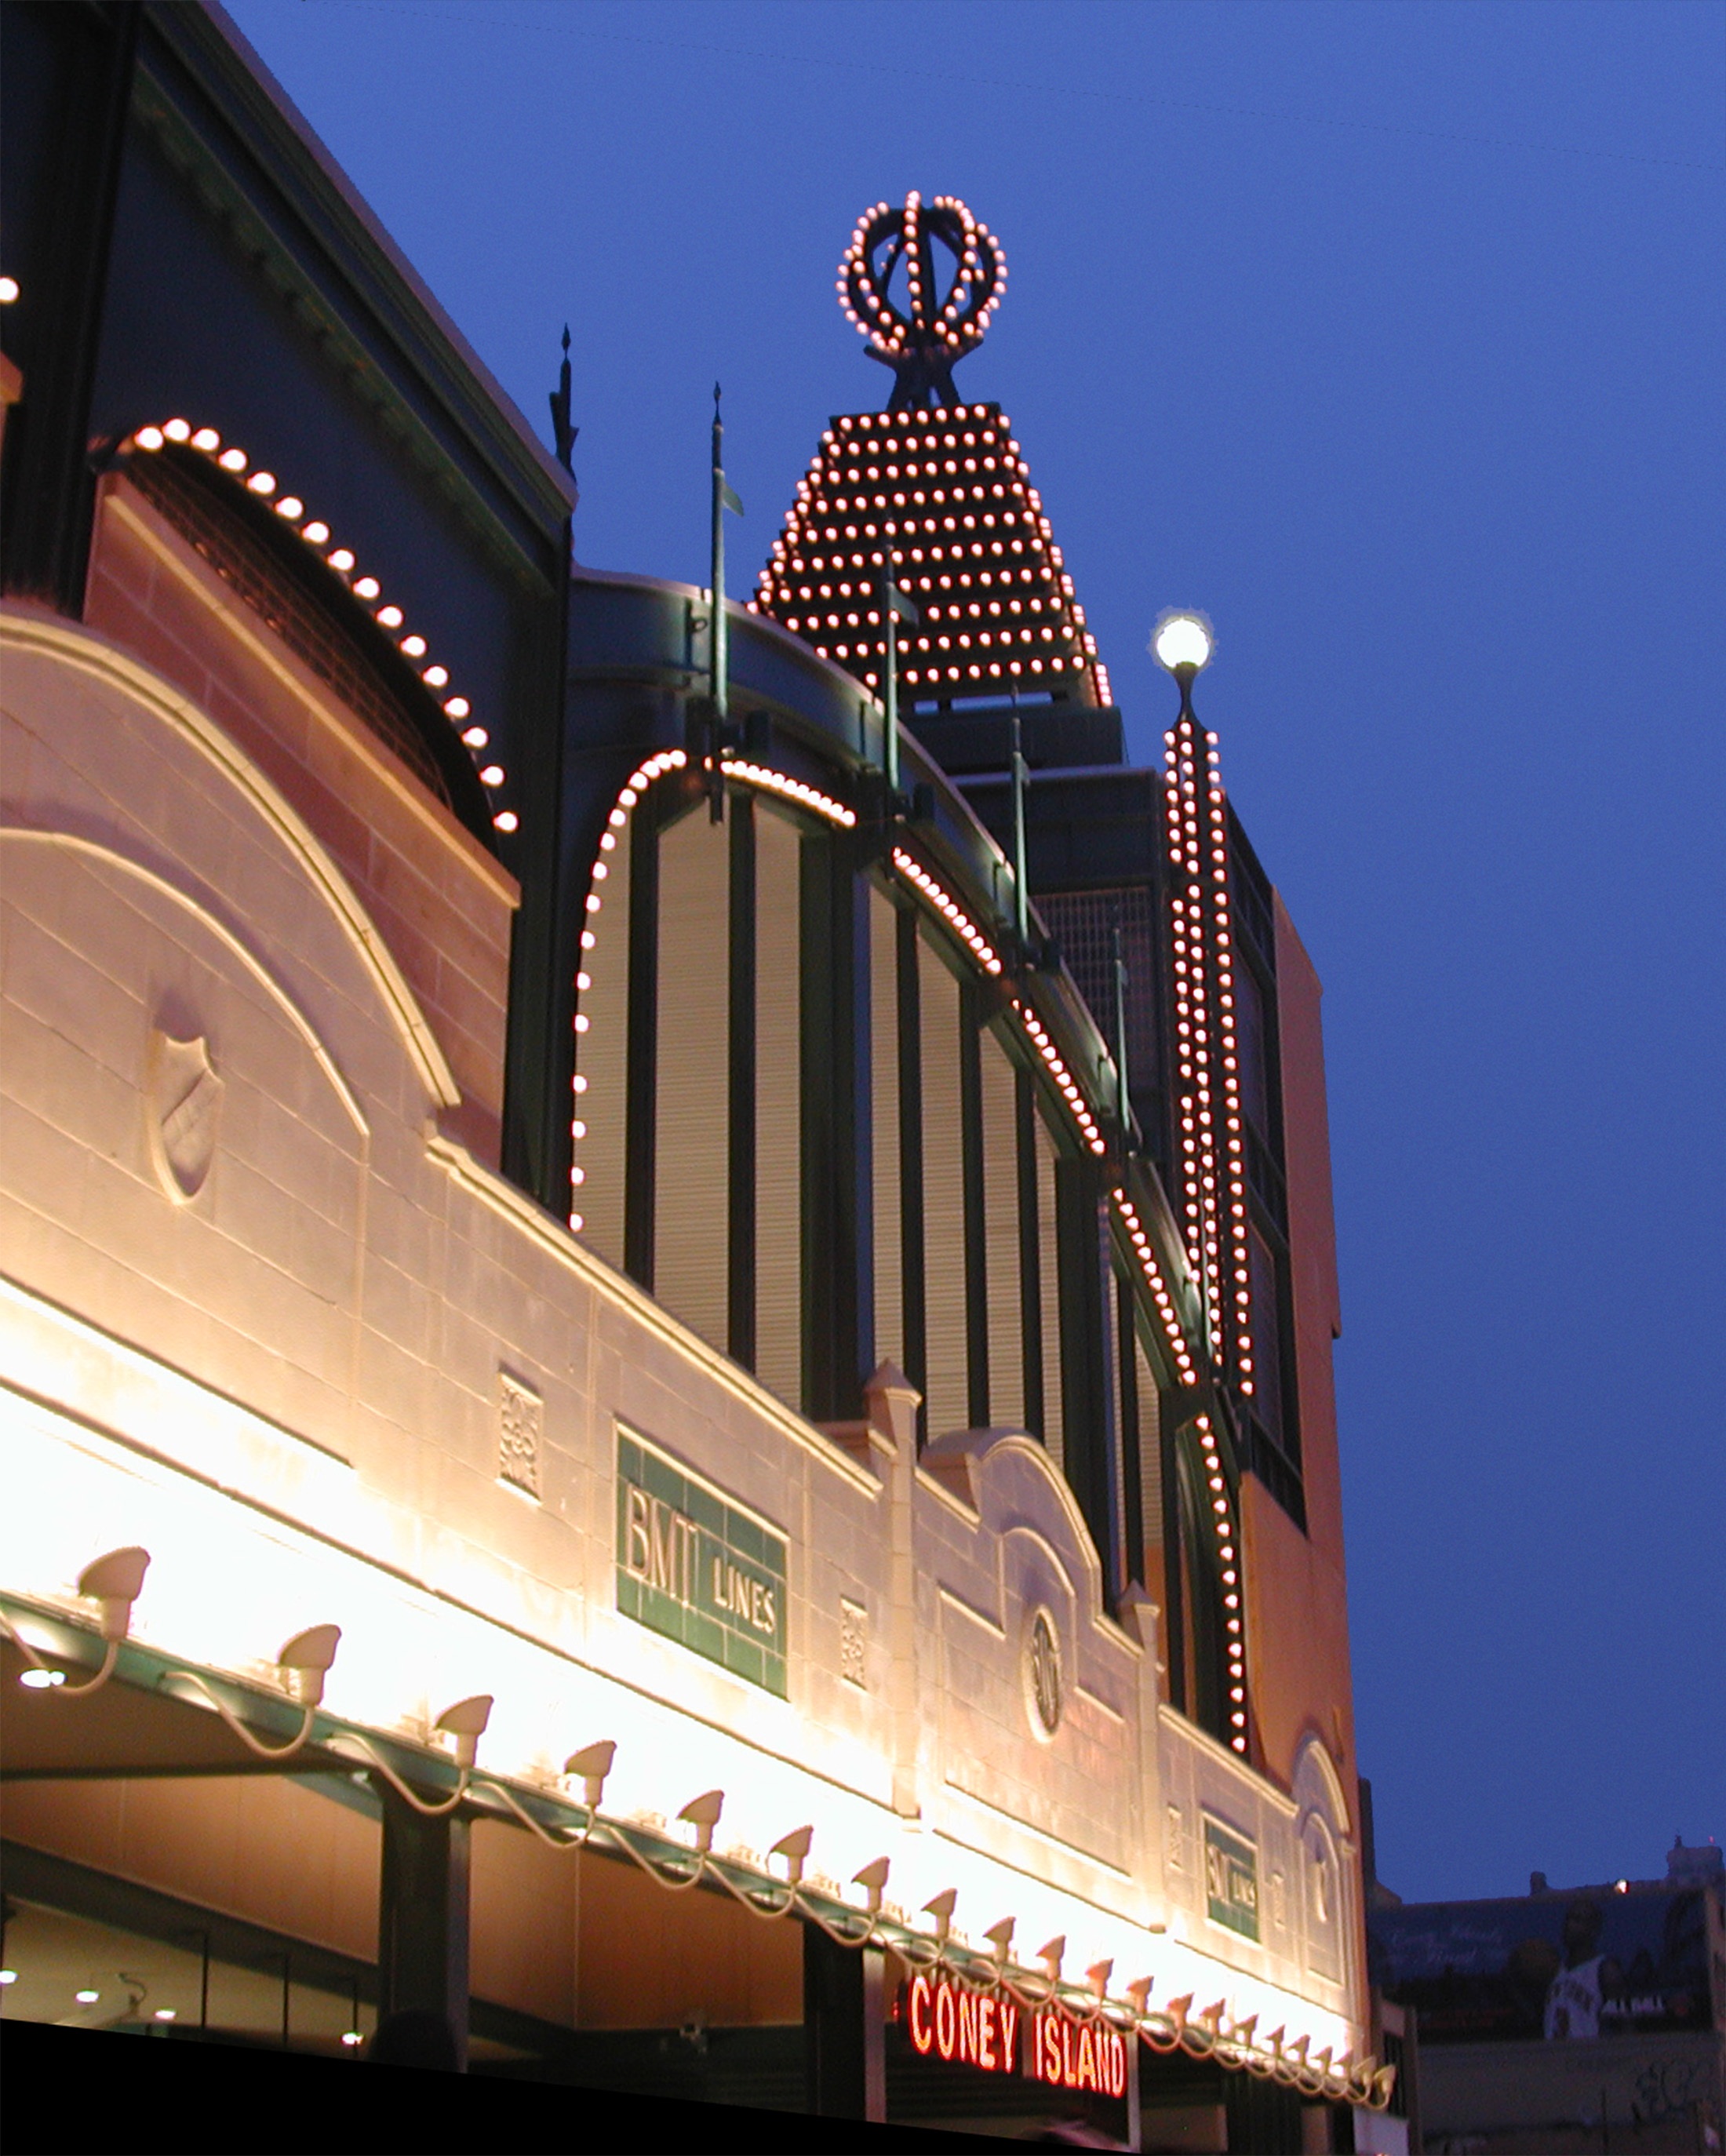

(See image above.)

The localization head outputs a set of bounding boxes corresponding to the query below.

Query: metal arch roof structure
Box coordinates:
[562,562,1218,1411]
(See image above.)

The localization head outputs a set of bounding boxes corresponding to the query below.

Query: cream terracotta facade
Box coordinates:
[2,537,1363,2064]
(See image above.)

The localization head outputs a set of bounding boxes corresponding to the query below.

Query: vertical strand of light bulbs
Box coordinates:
[568,750,690,1229]
[1163,717,1251,1392]
[1163,712,1252,1752]
[1198,1407,1250,1750]
[1207,734,1254,1404]
[1165,721,1218,1358]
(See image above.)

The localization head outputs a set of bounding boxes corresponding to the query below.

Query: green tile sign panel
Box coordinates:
[1203,1817,1261,1942]
[614,1426,788,1697]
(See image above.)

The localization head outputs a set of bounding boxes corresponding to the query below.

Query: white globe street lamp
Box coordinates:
[1152,609,1213,676]
[1151,609,1214,718]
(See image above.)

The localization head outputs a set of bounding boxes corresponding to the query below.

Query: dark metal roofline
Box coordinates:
[158,4,576,530]
[958,761,1167,790]
[568,564,1138,1134]
[570,566,1032,933]
[569,564,876,735]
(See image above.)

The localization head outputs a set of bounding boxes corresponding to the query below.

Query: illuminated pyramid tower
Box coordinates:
[751,194,1112,715]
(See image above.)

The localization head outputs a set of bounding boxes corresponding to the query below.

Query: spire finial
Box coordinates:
[549,324,578,477]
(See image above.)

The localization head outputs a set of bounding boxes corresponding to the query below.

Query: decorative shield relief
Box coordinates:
[147,1029,223,1202]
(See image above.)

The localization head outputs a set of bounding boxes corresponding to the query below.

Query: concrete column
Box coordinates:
[375,1782,471,2070]
[803,1922,886,2121]
[863,1360,923,1819]
[1119,1581,1165,1928]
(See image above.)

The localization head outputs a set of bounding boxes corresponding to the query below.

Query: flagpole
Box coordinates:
[1010,699,1030,949]
[709,384,731,819]
[880,524,919,803]
[883,542,901,799]
[1112,916,1131,1134]
[711,384,728,726]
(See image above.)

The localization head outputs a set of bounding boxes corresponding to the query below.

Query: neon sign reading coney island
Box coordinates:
[904,1971,1131,2098]
[1026,2007,1131,2096]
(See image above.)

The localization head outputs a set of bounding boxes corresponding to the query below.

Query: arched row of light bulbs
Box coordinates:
[568,756,1119,1228]
[120,420,518,834]
[2,1545,1394,2113]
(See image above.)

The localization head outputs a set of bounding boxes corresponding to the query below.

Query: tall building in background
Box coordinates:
[2,12,1389,2149]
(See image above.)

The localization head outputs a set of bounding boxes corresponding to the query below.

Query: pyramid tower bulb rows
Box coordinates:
[752,194,1112,713]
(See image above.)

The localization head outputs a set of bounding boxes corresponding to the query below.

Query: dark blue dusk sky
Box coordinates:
[225,0,1724,1902]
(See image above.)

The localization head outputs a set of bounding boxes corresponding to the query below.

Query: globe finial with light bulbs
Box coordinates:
[838,192,1006,411]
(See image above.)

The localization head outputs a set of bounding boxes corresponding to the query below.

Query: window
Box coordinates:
[1249,1227,1286,1451]
[1036,889,1160,1102]
[1234,960,1269,1141]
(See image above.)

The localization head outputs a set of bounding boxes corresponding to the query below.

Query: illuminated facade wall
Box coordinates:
[0,13,1378,2140]
[2,580,1364,2073]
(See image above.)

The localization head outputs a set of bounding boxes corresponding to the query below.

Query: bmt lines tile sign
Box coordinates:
[1205,1816,1262,1943]
[615,1424,788,1697]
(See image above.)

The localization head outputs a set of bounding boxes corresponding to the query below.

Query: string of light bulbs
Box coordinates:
[1,1556,1389,2110]
[124,421,516,832]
